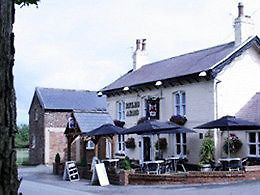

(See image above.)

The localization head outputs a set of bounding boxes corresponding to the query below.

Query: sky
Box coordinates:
[14,0,260,125]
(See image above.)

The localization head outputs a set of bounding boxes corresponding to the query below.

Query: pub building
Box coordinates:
[100,3,260,164]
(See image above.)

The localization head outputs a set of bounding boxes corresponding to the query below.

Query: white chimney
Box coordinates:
[132,39,148,70]
[234,2,255,46]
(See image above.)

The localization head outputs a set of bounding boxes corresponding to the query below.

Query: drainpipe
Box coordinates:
[214,79,222,160]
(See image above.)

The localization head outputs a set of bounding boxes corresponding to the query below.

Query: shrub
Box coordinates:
[122,156,131,170]
[55,153,61,164]
[200,136,214,164]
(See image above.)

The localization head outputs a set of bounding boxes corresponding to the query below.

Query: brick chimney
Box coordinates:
[234,2,255,46]
[132,39,148,70]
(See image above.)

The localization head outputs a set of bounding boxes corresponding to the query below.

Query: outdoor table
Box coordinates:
[143,160,164,174]
[165,156,186,172]
[102,158,119,170]
[219,158,241,171]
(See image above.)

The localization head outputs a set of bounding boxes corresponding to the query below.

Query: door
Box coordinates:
[143,137,151,161]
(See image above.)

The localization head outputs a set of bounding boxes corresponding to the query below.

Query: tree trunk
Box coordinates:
[0,0,19,194]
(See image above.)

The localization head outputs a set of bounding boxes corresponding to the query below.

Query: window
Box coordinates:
[31,135,36,149]
[86,140,95,150]
[116,101,125,121]
[34,109,38,121]
[248,132,260,157]
[117,134,125,153]
[174,91,186,116]
[175,133,187,156]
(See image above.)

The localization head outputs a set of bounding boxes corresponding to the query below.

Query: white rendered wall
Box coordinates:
[107,80,215,164]
[216,47,260,159]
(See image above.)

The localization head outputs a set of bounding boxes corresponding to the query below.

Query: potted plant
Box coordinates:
[200,136,214,171]
[169,115,187,125]
[223,133,243,155]
[125,137,136,149]
[122,156,131,170]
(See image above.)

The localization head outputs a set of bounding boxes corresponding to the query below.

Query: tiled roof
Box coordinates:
[73,112,113,133]
[102,36,259,93]
[236,93,260,124]
[36,87,106,111]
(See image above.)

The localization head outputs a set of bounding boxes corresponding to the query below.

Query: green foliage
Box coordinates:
[15,0,40,7]
[200,136,214,164]
[122,156,131,170]
[15,124,29,148]
[55,153,61,164]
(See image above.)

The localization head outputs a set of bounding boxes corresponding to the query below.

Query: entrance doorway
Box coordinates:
[143,137,151,161]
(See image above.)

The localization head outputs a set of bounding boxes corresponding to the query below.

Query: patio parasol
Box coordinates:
[123,120,195,160]
[123,120,195,135]
[82,123,124,137]
[194,115,260,158]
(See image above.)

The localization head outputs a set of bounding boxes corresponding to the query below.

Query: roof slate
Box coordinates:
[236,93,260,124]
[73,112,113,133]
[102,36,259,92]
[36,87,106,111]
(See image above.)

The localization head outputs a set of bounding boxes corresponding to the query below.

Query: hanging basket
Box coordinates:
[125,137,136,149]
[155,138,167,150]
[223,134,243,154]
[169,115,187,125]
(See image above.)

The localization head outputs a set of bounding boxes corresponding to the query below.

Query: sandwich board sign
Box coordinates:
[95,163,109,186]
[63,161,80,182]
[90,157,109,186]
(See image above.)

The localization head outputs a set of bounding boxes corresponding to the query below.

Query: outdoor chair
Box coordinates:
[209,160,221,171]
[146,162,160,174]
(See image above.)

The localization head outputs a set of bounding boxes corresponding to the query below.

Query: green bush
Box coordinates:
[15,124,29,148]
[200,136,214,164]
[122,156,131,170]
[55,153,61,164]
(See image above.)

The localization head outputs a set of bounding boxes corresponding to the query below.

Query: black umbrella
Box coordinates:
[194,115,260,157]
[123,120,195,160]
[195,115,260,131]
[123,120,194,135]
[83,123,124,137]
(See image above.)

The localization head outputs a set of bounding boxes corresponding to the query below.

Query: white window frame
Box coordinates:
[34,109,38,121]
[173,91,186,116]
[117,134,125,153]
[247,131,260,157]
[31,135,36,149]
[86,140,95,150]
[116,100,126,121]
[172,133,187,156]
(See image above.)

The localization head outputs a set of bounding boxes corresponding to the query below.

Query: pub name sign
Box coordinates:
[126,101,140,117]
